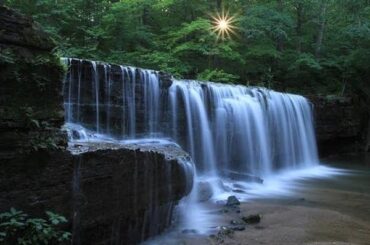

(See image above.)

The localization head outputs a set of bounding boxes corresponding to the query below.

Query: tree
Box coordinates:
[4,0,370,95]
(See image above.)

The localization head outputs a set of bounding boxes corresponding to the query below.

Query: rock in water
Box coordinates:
[197,181,213,202]
[242,214,261,224]
[182,229,198,234]
[231,225,246,231]
[226,196,240,206]
[224,170,264,183]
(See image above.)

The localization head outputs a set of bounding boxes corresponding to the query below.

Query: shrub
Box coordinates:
[0,208,71,244]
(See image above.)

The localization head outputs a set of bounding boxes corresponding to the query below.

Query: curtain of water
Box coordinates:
[63,58,319,181]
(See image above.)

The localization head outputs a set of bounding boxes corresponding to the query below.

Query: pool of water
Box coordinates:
[143,153,370,245]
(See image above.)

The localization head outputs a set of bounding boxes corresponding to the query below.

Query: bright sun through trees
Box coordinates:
[211,11,237,40]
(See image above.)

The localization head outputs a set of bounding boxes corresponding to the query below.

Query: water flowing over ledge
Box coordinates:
[62,57,322,238]
[62,57,319,180]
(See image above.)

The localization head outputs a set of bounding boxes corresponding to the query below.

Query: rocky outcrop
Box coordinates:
[0,6,194,245]
[64,58,369,159]
[62,58,174,137]
[0,5,67,158]
[310,96,365,156]
[70,142,193,244]
[0,142,194,244]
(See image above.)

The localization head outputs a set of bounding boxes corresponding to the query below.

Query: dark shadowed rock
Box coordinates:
[0,5,67,158]
[0,8,195,244]
[1,141,195,245]
[197,181,213,202]
[242,214,261,224]
[224,170,264,183]
[233,189,246,193]
[182,229,198,234]
[309,95,364,156]
[231,225,246,231]
[226,196,240,206]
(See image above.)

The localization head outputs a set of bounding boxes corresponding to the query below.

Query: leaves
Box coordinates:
[197,69,239,83]
[4,0,370,94]
[0,208,71,244]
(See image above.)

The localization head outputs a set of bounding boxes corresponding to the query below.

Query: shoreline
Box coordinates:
[146,160,370,245]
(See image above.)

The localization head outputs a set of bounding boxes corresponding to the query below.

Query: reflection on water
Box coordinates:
[143,154,370,245]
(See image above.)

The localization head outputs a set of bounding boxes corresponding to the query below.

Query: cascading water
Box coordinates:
[62,57,320,234]
[63,58,318,174]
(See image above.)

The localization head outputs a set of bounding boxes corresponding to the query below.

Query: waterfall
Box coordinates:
[62,57,319,185]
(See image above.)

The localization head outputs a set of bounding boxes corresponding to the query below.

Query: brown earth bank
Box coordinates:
[148,154,370,245]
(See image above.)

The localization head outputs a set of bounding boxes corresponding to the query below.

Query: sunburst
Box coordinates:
[211,10,238,40]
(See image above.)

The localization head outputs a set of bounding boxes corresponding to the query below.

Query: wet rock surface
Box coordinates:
[226,196,240,207]
[0,7,194,244]
[0,6,67,159]
[224,170,264,183]
[310,96,365,156]
[197,181,214,202]
[242,214,261,224]
[62,58,174,137]
[1,141,194,245]
[69,142,194,244]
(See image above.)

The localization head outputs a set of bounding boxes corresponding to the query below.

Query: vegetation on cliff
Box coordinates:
[0,208,70,244]
[0,5,67,154]
[4,0,370,95]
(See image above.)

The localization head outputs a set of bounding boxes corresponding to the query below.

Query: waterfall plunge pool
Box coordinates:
[144,154,370,245]
[61,58,369,244]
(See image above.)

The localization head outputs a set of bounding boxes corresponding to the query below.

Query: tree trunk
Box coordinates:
[276,0,284,51]
[295,2,303,52]
[315,0,328,58]
[216,0,222,10]
[142,5,149,26]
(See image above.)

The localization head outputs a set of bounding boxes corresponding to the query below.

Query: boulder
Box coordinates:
[226,196,240,206]
[0,7,196,244]
[197,181,213,202]
[242,214,261,224]
[0,5,67,158]
[1,141,195,245]
[224,170,264,184]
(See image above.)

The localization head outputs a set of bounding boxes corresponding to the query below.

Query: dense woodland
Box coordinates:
[4,0,370,95]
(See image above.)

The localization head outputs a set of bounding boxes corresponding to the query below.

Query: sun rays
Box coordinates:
[211,10,238,40]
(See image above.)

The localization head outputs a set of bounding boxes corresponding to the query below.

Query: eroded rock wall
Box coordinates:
[63,58,173,137]
[0,6,193,245]
[311,96,366,157]
[70,142,193,244]
[0,5,67,158]
[0,143,193,245]
[64,58,367,159]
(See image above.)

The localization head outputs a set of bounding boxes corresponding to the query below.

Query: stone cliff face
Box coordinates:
[62,58,173,138]
[1,4,368,244]
[0,6,194,245]
[0,142,194,244]
[311,96,367,157]
[70,142,193,244]
[64,58,369,159]
[0,6,67,157]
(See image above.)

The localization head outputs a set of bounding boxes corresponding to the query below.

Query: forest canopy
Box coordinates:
[4,0,370,95]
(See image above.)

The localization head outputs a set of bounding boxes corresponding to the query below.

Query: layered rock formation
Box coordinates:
[0,6,194,245]
[64,58,369,160]
[62,58,173,138]
[1,4,368,244]
[311,96,366,156]
[70,142,193,244]
[0,5,67,157]
[0,141,194,244]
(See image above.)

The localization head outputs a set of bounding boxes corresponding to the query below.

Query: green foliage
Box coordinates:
[4,0,370,95]
[0,208,71,244]
[197,69,239,83]
[0,48,16,64]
